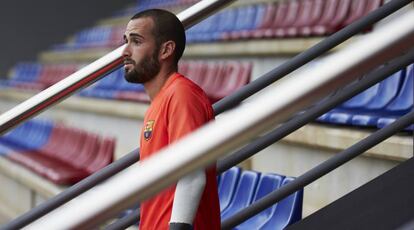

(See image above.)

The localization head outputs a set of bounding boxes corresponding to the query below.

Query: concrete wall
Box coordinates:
[0,0,134,76]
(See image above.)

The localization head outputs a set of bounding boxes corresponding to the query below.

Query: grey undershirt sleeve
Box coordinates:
[169,170,206,225]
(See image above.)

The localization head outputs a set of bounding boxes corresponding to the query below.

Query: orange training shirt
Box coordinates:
[139,73,221,230]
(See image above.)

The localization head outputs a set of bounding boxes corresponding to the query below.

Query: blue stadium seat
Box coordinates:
[259,177,303,229]
[0,119,53,152]
[218,167,242,212]
[73,26,112,49]
[318,68,407,127]
[351,69,405,126]
[376,64,413,130]
[379,65,413,115]
[80,69,144,100]
[212,8,238,41]
[225,5,260,40]
[327,81,381,124]
[239,4,266,39]
[6,63,42,86]
[234,173,284,230]
[221,170,260,220]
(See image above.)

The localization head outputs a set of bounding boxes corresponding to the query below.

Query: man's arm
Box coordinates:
[167,85,214,229]
[169,170,206,230]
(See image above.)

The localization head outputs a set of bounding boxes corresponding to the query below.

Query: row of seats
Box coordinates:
[51,26,125,51]
[317,64,413,131]
[0,62,82,91]
[50,0,383,51]
[179,60,252,103]
[82,60,251,103]
[0,119,115,184]
[218,167,303,229]
[1,60,252,104]
[187,0,383,43]
[51,0,200,51]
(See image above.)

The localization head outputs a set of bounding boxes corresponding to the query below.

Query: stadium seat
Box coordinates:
[218,167,242,212]
[2,63,44,90]
[317,64,411,131]
[312,0,351,36]
[299,0,324,36]
[250,3,278,38]
[207,61,252,103]
[234,173,284,230]
[258,177,303,229]
[319,68,404,125]
[261,2,289,38]
[4,120,115,184]
[274,0,301,38]
[201,62,227,100]
[342,0,367,27]
[376,64,413,130]
[0,120,53,151]
[109,26,127,48]
[225,5,262,40]
[38,64,79,87]
[351,69,405,126]
[212,8,238,41]
[327,82,381,124]
[221,170,260,220]
[185,61,209,90]
[285,0,314,37]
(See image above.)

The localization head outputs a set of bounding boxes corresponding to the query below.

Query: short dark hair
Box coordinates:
[131,9,186,66]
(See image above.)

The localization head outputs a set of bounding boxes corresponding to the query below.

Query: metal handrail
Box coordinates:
[25,12,414,229]
[106,45,414,230]
[0,0,236,136]
[3,0,411,229]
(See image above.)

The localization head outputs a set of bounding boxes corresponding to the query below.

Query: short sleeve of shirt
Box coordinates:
[167,86,213,144]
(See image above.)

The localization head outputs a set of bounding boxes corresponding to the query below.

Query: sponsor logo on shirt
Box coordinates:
[144,120,155,141]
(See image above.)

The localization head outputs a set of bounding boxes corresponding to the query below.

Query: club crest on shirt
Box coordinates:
[144,120,155,141]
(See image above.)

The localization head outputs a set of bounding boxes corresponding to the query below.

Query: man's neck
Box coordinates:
[144,65,176,101]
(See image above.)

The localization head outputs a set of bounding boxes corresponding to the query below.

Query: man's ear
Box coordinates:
[160,40,176,61]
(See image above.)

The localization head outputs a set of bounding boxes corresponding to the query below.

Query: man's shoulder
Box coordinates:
[168,74,208,100]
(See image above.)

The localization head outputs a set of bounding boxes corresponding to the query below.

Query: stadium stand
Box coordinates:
[0,0,412,228]
[1,60,252,104]
[0,119,115,185]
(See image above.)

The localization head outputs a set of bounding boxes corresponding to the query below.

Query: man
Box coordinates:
[122,9,221,230]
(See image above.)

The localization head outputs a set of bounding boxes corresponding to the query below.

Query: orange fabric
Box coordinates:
[139,73,221,230]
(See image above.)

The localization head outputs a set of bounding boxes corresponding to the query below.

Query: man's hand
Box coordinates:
[169,222,193,230]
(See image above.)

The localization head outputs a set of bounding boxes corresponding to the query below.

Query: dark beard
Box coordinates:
[124,48,160,84]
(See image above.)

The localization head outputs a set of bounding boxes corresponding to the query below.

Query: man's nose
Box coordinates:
[122,44,131,58]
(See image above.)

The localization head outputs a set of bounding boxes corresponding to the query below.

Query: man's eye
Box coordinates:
[132,39,141,44]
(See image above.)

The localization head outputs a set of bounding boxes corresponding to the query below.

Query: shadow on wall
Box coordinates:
[0,0,135,76]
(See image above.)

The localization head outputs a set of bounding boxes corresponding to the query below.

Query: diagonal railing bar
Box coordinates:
[222,110,414,229]
[105,49,414,230]
[25,12,414,229]
[105,208,140,230]
[3,1,410,229]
